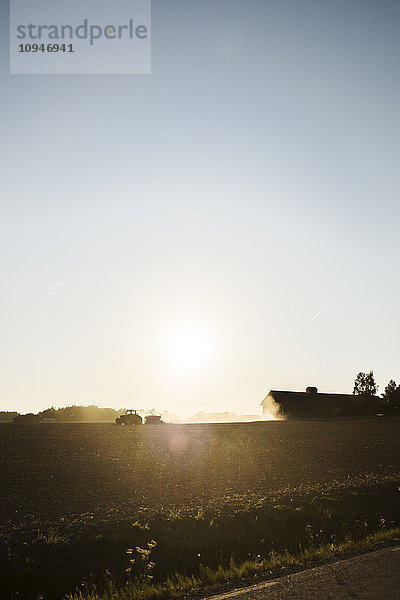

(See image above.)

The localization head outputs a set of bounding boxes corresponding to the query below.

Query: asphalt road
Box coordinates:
[200,546,400,600]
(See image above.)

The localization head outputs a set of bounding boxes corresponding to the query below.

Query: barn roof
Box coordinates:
[262,389,355,407]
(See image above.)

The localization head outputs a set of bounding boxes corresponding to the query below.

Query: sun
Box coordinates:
[163,322,214,374]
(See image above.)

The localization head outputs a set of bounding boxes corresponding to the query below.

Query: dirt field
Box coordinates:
[1,418,399,540]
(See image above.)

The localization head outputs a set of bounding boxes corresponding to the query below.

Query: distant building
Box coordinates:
[0,411,19,422]
[262,386,379,419]
[13,413,39,424]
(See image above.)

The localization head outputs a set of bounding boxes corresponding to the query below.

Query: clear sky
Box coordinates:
[1,1,400,416]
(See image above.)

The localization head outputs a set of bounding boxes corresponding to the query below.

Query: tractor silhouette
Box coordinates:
[115,409,143,426]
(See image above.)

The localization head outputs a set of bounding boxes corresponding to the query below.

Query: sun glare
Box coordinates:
[163,322,214,374]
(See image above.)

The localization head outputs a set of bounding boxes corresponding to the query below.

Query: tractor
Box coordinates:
[115,409,143,426]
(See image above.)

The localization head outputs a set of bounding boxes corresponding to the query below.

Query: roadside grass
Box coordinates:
[1,480,399,600]
[68,528,400,600]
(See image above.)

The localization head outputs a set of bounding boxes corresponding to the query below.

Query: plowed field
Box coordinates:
[1,418,399,539]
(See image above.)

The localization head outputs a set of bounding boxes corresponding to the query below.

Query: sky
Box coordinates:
[1,0,400,416]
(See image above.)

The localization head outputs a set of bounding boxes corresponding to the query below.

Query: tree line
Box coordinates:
[10,405,125,423]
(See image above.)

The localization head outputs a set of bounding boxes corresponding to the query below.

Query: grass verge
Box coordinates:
[1,481,399,600]
[68,528,400,600]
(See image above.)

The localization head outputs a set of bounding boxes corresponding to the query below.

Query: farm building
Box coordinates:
[13,413,39,424]
[0,411,19,422]
[262,386,378,419]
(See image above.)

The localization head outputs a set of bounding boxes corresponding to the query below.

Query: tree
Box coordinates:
[353,371,378,399]
[382,380,400,412]
[353,371,379,414]
[39,406,57,420]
